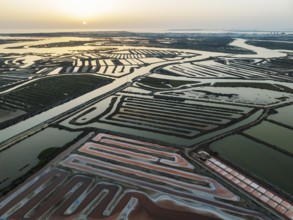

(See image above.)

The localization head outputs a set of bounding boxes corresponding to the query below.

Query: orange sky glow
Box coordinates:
[0,0,293,31]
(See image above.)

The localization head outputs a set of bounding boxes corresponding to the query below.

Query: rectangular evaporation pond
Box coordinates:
[243,121,293,154]
[210,135,293,195]
[0,128,82,191]
[268,105,293,128]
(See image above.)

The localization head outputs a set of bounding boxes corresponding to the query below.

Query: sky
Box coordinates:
[0,0,293,32]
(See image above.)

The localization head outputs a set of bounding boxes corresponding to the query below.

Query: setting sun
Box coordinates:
[0,0,293,219]
[0,0,292,30]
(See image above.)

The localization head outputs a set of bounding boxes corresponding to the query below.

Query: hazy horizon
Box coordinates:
[0,0,293,32]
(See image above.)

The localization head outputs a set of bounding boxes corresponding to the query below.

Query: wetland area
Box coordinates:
[0,32,293,220]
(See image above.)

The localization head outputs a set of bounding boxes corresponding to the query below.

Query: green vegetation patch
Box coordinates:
[38,147,60,161]
[269,58,293,69]
[247,40,293,50]
[0,75,113,113]
[210,135,293,195]
[0,75,113,128]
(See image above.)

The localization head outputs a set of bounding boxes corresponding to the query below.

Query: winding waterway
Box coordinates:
[0,36,291,196]
[0,38,288,144]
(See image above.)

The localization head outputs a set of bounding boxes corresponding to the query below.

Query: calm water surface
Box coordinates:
[210,134,293,195]
[0,127,82,191]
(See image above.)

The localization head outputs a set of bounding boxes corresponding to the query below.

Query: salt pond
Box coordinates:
[268,104,293,128]
[0,127,82,191]
[210,134,293,195]
[244,120,293,154]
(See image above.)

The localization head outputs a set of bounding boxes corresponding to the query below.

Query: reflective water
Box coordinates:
[268,104,293,128]
[0,127,82,191]
[1,37,288,144]
[244,121,293,154]
[230,39,286,58]
[210,134,293,195]
[0,49,212,143]
[0,35,291,200]
[0,35,291,196]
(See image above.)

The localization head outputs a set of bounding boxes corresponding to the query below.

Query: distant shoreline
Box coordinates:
[1,28,293,35]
